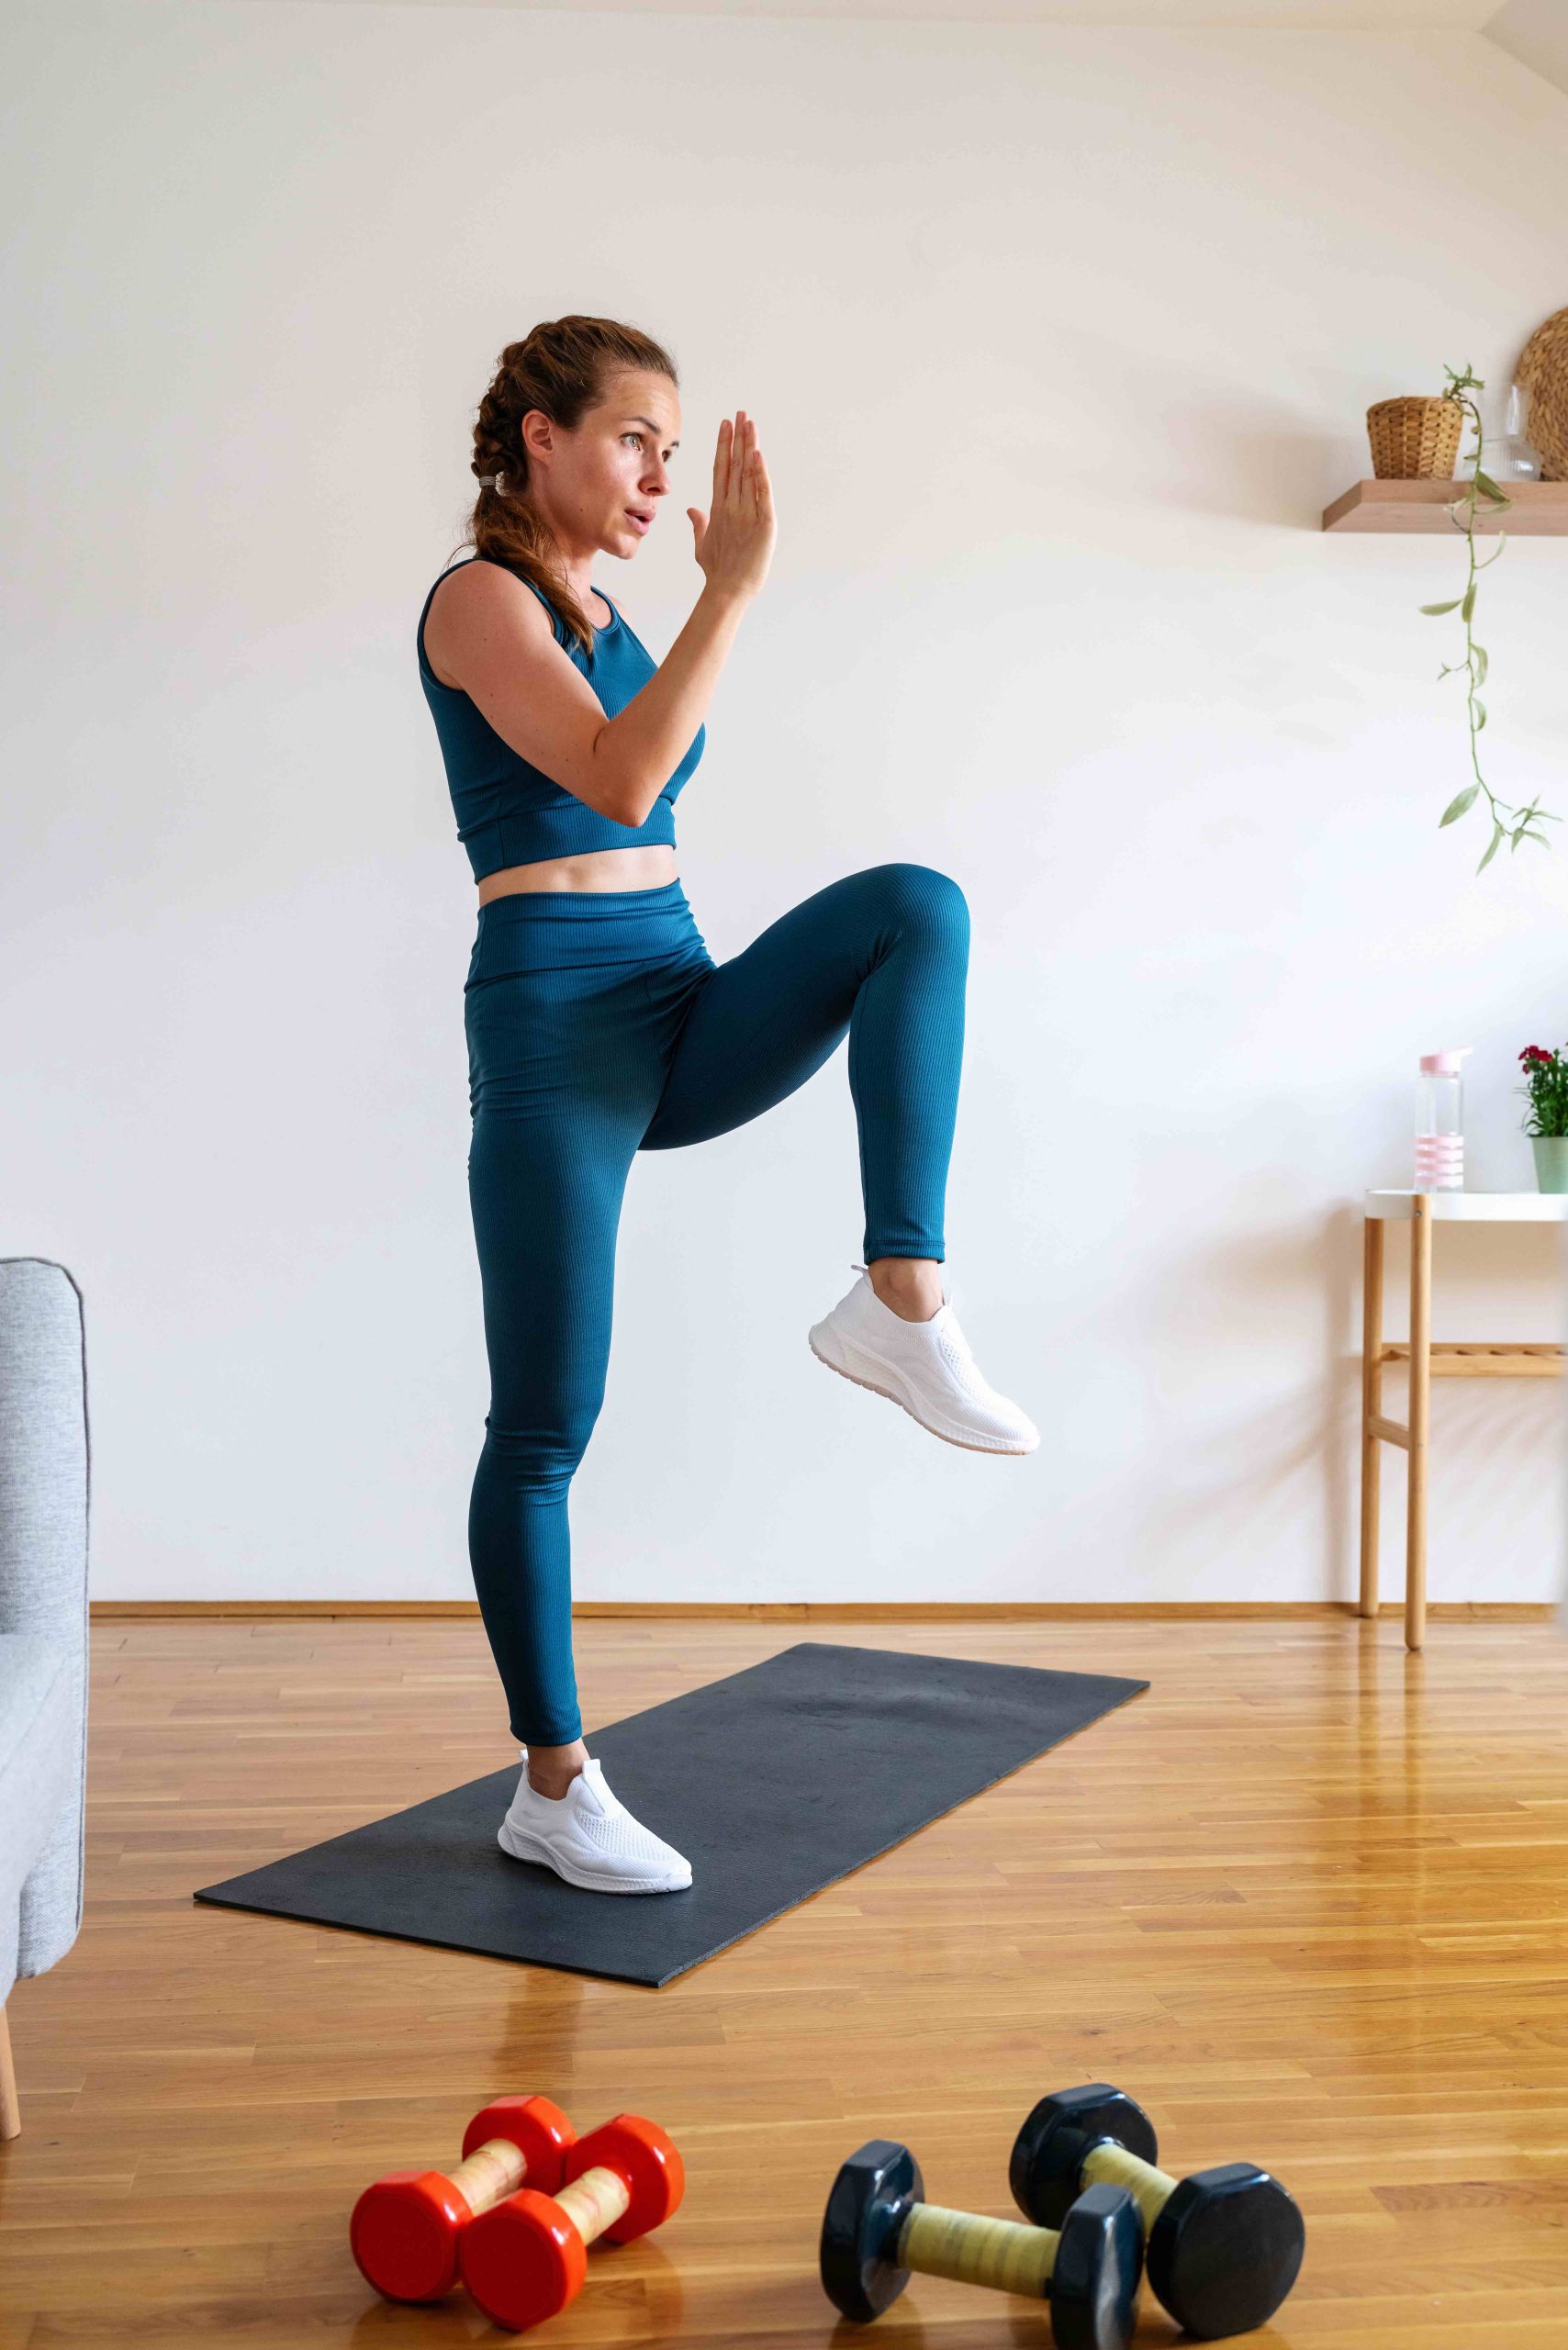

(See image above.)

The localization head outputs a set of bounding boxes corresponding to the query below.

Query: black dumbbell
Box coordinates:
[821,2136,1143,2350]
[1011,2085,1305,2340]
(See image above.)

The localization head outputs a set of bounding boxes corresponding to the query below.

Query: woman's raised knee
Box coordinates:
[866,860,969,941]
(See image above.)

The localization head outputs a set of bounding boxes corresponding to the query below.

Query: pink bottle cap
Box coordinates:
[1418,1048,1473,1075]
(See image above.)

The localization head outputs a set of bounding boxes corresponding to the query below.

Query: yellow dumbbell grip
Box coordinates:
[1081,2140,1179,2235]
[899,2201,1058,2297]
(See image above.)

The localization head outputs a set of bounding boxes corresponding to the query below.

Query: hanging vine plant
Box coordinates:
[1425,361,1558,872]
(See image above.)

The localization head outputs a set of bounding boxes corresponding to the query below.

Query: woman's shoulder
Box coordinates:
[423,557,562,681]
[431,554,545,604]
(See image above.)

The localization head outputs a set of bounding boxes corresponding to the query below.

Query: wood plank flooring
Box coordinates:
[3,1615,1567,2347]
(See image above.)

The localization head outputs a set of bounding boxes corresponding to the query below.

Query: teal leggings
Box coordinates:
[463,863,969,1744]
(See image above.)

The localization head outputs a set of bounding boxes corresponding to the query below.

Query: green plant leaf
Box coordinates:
[1439,784,1480,825]
[1473,699,1486,732]
[1461,582,1478,621]
[1478,822,1504,873]
[1473,644,1488,684]
[1520,829,1551,848]
[1420,599,1463,615]
[1473,470,1510,504]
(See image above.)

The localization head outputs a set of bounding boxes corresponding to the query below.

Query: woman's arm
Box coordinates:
[429,413,776,828]
[605,411,776,821]
[430,568,749,828]
[597,585,749,824]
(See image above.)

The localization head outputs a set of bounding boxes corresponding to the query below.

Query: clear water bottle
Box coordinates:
[1415,1048,1472,1191]
[1473,381,1541,481]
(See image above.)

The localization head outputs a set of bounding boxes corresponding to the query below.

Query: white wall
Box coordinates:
[1485,0,1568,98]
[5,2,1566,1606]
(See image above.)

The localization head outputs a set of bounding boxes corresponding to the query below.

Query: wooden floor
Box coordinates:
[3,1615,1568,2347]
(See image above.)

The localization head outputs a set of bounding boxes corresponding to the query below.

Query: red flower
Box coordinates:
[1520,1046,1554,1064]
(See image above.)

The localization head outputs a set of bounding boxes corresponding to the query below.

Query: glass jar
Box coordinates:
[1473,380,1541,482]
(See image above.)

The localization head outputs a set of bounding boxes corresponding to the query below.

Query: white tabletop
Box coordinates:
[1364,1190,1568,1222]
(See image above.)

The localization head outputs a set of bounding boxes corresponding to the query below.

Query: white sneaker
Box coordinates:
[497,1755,693,1895]
[808,1262,1039,1454]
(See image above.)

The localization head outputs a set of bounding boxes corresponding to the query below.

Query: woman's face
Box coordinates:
[521,368,682,559]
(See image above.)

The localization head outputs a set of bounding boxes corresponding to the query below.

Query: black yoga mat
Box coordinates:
[193,1641,1147,1986]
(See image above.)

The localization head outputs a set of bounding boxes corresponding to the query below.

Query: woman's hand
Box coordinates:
[687,411,776,604]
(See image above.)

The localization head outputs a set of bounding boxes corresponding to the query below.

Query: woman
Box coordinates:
[417,316,1038,1897]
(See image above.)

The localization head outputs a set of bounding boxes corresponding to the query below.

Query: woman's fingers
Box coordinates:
[711,409,764,518]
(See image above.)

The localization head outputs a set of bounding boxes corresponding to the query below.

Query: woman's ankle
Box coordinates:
[868,1256,944,1322]
[525,1739,588,1800]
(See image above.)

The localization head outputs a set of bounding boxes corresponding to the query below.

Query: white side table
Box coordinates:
[1360,1191,1568,1651]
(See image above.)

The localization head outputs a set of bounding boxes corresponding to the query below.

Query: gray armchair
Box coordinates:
[0,1259,90,2140]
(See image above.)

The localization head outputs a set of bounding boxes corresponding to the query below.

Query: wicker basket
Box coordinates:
[1517,307,1568,481]
[1366,397,1464,480]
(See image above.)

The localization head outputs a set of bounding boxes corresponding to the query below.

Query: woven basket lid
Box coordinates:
[1517,305,1568,481]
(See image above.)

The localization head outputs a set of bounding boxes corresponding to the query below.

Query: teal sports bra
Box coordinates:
[416,556,705,881]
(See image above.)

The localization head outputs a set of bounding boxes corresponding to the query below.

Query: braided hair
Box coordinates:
[456,315,678,661]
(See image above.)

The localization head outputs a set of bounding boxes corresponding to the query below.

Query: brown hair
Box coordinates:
[456,316,678,663]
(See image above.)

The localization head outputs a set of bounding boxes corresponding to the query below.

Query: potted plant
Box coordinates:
[1410,363,1559,870]
[1517,1044,1568,1191]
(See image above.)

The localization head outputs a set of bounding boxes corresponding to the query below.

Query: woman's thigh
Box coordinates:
[637,861,966,1152]
[466,965,665,1435]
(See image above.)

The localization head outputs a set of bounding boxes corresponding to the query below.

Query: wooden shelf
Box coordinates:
[1323,478,1568,532]
[1380,1341,1565,1379]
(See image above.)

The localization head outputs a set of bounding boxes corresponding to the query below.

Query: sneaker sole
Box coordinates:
[497,1818,691,1895]
[808,1326,1038,1455]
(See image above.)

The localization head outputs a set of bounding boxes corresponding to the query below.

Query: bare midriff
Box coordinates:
[476,845,679,901]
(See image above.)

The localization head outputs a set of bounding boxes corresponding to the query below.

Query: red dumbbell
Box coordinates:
[350,2094,576,2302]
[459,2113,685,2333]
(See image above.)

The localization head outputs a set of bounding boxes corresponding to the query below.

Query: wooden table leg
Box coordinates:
[0,2000,19,2140]
[1359,1214,1383,1617]
[1406,1192,1432,1652]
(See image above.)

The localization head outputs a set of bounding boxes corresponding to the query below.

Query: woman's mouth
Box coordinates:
[624,509,652,534]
